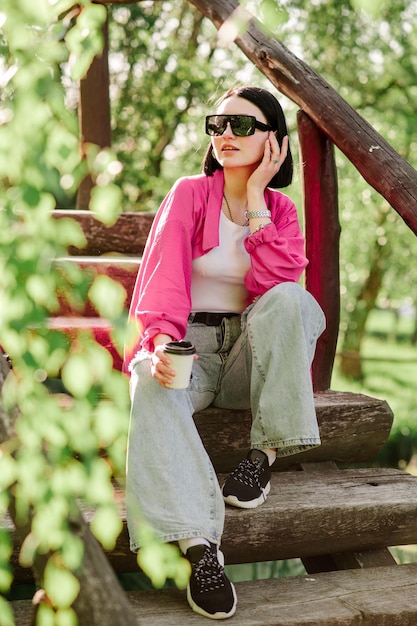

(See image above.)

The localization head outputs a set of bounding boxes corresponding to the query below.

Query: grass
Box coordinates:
[332,308,417,470]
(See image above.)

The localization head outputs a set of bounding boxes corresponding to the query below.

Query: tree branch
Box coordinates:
[188,0,417,236]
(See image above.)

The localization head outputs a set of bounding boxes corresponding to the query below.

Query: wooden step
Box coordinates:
[46,315,123,370]
[195,390,393,472]
[52,209,154,256]
[54,256,140,316]
[10,562,417,625]
[5,466,417,585]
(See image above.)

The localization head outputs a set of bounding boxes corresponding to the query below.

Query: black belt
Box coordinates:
[189,312,239,326]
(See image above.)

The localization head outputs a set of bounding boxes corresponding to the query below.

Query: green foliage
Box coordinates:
[137,529,190,590]
[0,2,187,623]
[332,309,417,468]
[107,1,262,211]
[275,0,417,353]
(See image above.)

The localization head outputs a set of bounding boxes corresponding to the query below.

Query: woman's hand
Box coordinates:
[150,334,175,387]
[247,133,288,196]
[150,334,198,388]
[151,344,177,388]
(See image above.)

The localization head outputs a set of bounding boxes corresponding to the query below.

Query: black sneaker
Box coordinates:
[186,543,237,620]
[222,449,271,509]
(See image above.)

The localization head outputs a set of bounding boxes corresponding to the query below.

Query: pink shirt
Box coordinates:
[124,170,307,369]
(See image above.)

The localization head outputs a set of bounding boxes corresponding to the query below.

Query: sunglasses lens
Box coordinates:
[206,117,224,136]
[206,115,255,136]
[232,117,254,135]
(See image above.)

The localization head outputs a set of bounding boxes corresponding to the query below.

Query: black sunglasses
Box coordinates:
[205,114,273,137]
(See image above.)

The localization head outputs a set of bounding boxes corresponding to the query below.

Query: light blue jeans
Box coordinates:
[126,282,325,551]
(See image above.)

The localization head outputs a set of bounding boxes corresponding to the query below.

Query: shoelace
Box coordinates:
[229,457,263,488]
[194,549,225,592]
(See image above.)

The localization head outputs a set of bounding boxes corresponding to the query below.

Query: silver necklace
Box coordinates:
[223,193,234,222]
[223,193,248,226]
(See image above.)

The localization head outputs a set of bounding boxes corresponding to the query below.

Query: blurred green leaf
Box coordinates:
[0,596,14,626]
[35,603,55,626]
[351,0,386,17]
[44,558,80,608]
[0,530,12,593]
[138,540,190,589]
[84,457,114,504]
[0,454,17,490]
[61,352,95,397]
[89,274,126,318]
[91,505,123,550]
[66,4,107,80]
[89,183,123,226]
[93,401,123,446]
[55,607,78,626]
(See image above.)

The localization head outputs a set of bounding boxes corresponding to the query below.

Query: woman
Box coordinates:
[125,85,325,620]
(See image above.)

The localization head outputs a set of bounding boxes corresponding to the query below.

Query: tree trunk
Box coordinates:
[187,0,417,236]
[0,355,139,625]
[339,232,391,379]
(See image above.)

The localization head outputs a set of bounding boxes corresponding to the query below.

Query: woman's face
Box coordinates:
[211,96,271,170]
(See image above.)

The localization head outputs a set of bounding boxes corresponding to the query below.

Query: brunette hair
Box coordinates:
[202,86,293,188]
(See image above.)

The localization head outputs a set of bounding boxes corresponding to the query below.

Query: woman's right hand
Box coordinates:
[151,334,176,387]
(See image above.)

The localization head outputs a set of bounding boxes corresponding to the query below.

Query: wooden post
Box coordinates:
[77,7,111,209]
[297,111,341,391]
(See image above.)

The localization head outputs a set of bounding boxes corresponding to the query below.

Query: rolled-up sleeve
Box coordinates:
[244,194,308,297]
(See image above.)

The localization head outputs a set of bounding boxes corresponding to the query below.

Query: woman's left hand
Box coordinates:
[247,133,288,194]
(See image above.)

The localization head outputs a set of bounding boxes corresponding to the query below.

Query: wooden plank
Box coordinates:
[298,111,341,391]
[11,563,417,625]
[107,468,417,572]
[52,210,154,255]
[300,462,398,573]
[196,391,393,472]
[5,467,417,583]
[53,256,141,316]
[221,468,417,565]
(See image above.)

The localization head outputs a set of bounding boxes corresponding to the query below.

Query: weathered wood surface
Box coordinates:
[54,255,141,315]
[299,461,397,573]
[12,563,417,625]
[298,111,341,391]
[188,0,417,236]
[222,467,417,564]
[52,210,154,256]
[6,466,417,583]
[196,391,393,472]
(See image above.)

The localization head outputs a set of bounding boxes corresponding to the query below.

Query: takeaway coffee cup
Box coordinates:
[163,341,196,389]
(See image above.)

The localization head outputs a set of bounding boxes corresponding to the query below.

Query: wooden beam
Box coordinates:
[188,0,417,236]
[52,210,154,255]
[77,8,111,209]
[298,111,341,391]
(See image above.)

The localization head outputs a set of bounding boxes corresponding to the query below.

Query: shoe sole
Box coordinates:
[223,481,271,509]
[187,582,237,620]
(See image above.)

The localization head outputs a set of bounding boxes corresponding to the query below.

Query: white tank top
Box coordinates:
[191,211,251,313]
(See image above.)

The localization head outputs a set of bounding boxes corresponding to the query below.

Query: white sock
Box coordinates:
[257,447,276,466]
[178,537,210,555]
